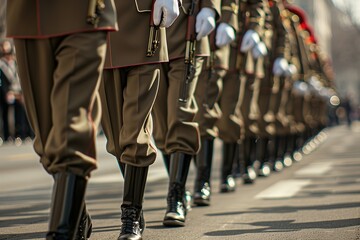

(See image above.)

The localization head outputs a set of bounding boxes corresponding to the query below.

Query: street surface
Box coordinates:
[1,123,360,240]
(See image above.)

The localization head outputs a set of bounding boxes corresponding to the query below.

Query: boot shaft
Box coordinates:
[47,172,87,240]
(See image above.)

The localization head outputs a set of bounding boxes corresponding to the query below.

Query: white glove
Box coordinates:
[240,29,260,53]
[272,57,289,76]
[286,63,297,77]
[196,7,216,40]
[293,81,308,95]
[252,41,267,59]
[215,23,235,48]
[153,0,180,28]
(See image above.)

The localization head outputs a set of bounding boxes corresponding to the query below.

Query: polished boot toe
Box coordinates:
[257,163,271,177]
[184,190,192,211]
[163,183,186,227]
[75,207,92,240]
[163,202,186,227]
[243,167,257,184]
[193,182,211,206]
[118,206,142,240]
[220,176,236,193]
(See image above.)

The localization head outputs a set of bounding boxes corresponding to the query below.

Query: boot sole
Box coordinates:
[163,219,185,227]
[193,198,210,206]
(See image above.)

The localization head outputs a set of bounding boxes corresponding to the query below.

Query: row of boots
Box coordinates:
[46,130,320,239]
[46,163,148,240]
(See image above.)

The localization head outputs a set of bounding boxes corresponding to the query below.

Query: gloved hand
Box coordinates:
[272,57,289,76]
[215,23,236,48]
[196,7,216,40]
[292,81,308,95]
[286,63,297,77]
[240,29,260,53]
[252,41,268,59]
[153,0,180,27]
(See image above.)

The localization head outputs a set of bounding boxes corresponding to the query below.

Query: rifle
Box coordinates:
[202,29,218,109]
[147,0,160,57]
[208,29,217,79]
[178,0,199,104]
[87,0,105,26]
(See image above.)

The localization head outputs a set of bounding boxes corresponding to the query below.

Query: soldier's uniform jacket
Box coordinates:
[212,0,239,70]
[167,0,221,60]
[228,0,265,72]
[104,0,169,68]
[6,0,117,38]
[267,0,288,63]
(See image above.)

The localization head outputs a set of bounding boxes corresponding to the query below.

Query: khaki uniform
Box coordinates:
[153,0,221,155]
[194,0,239,139]
[217,0,265,142]
[286,8,309,134]
[100,0,169,167]
[259,0,290,137]
[7,0,117,177]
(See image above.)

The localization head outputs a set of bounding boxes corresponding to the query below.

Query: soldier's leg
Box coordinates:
[193,67,225,205]
[193,137,214,206]
[241,136,257,184]
[15,31,107,239]
[216,72,241,193]
[100,64,160,239]
[283,134,294,167]
[163,57,203,227]
[257,137,271,177]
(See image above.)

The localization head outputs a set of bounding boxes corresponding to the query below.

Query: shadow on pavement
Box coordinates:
[204,218,360,237]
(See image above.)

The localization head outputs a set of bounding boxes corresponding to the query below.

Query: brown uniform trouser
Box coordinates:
[14,31,107,177]
[216,70,241,143]
[194,64,226,139]
[153,57,204,155]
[100,64,160,167]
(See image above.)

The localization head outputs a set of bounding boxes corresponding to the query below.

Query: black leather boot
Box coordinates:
[46,172,87,240]
[117,159,145,234]
[163,153,192,211]
[272,136,284,172]
[241,137,257,184]
[163,152,192,227]
[282,135,293,167]
[257,138,271,177]
[193,138,214,206]
[118,165,148,240]
[75,205,92,240]
[162,153,171,175]
[220,142,237,193]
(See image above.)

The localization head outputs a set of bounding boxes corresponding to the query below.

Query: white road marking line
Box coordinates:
[4,153,37,161]
[295,162,333,176]
[255,180,311,199]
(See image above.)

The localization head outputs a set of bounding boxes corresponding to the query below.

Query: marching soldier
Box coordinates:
[98,0,180,239]
[192,0,238,206]
[152,0,221,227]
[284,3,310,157]
[255,0,292,174]
[219,0,267,186]
[6,1,117,239]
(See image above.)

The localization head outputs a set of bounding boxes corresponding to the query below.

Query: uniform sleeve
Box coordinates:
[246,0,265,35]
[201,0,222,21]
[219,0,239,32]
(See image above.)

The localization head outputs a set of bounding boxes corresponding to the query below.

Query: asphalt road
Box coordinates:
[1,123,360,240]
